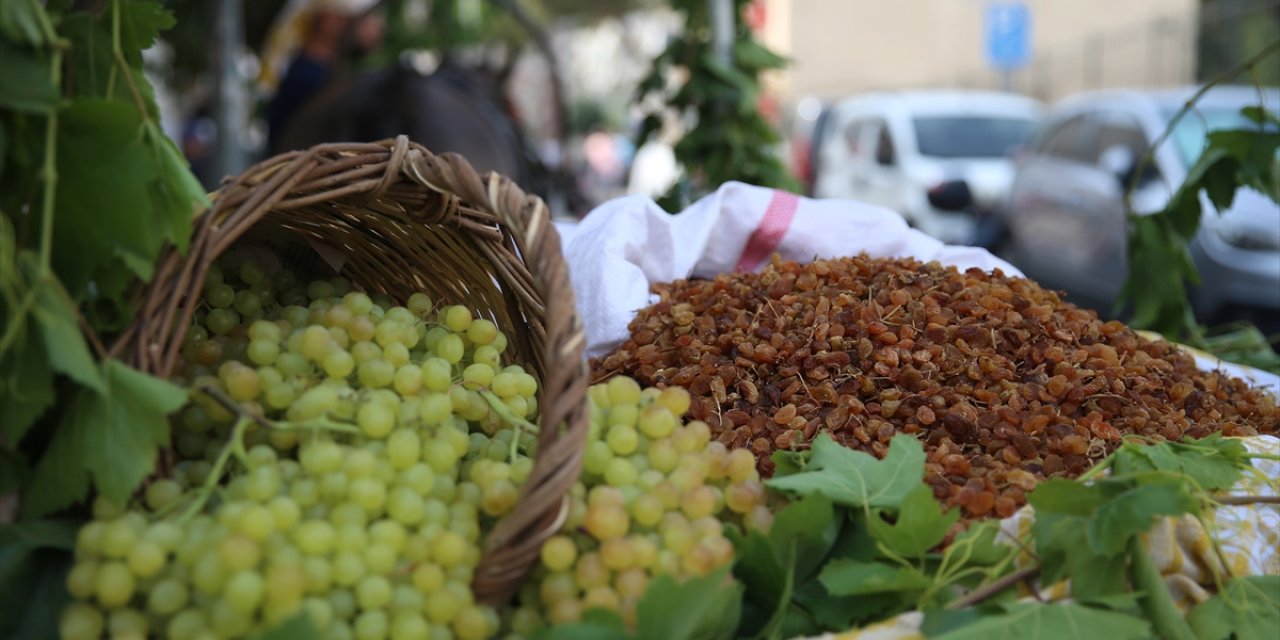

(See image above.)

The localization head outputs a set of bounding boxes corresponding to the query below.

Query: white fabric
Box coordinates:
[564,181,1022,359]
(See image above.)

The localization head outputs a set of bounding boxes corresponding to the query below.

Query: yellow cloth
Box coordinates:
[802,435,1280,640]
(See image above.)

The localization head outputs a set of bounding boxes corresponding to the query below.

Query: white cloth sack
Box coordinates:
[564,181,1021,359]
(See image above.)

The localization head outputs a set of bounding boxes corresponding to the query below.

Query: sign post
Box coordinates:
[984,2,1032,91]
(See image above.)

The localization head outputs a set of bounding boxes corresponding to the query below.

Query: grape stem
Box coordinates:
[178,416,250,523]
[478,390,539,463]
[944,564,1041,610]
[198,384,360,435]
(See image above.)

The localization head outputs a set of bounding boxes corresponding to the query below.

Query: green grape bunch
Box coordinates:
[59,250,545,640]
[504,376,773,634]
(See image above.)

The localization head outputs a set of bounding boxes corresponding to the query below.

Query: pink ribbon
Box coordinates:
[734,190,800,272]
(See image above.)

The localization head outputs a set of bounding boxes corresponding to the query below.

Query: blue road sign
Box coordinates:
[985,2,1031,70]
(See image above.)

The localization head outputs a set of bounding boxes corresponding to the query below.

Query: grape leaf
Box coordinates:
[22,359,186,517]
[532,609,631,640]
[116,1,174,67]
[818,559,932,596]
[767,494,839,581]
[0,320,55,444]
[0,39,59,114]
[867,483,960,557]
[931,602,1151,640]
[1028,478,1108,516]
[1086,478,1198,555]
[144,121,205,251]
[730,530,793,638]
[789,579,904,634]
[1187,575,1280,640]
[0,0,52,47]
[0,449,29,495]
[765,434,925,509]
[248,611,319,640]
[947,520,1008,566]
[1111,435,1248,492]
[1031,513,1127,601]
[0,539,72,640]
[33,280,104,393]
[635,566,742,640]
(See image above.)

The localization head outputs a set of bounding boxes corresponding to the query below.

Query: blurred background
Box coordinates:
[147,0,1278,332]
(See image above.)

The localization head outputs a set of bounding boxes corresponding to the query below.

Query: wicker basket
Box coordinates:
[104,135,590,605]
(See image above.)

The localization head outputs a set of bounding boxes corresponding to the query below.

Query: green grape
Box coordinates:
[393,364,423,395]
[431,531,468,567]
[206,284,236,309]
[66,561,98,599]
[125,540,165,578]
[146,578,189,615]
[100,520,138,558]
[295,521,337,555]
[276,351,311,377]
[355,610,389,640]
[442,305,473,333]
[453,606,491,640]
[223,571,265,613]
[60,603,105,640]
[356,575,393,610]
[233,290,263,316]
[206,308,240,336]
[333,551,367,587]
[540,535,577,572]
[386,430,421,469]
[94,561,135,608]
[472,345,501,368]
[344,291,374,315]
[606,425,639,455]
[247,339,280,366]
[391,611,430,640]
[358,360,395,389]
[435,333,465,364]
[460,363,494,388]
[307,280,336,301]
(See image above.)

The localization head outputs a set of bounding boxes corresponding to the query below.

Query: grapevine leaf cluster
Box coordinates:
[0,0,204,524]
[633,0,800,211]
[1118,40,1280,373]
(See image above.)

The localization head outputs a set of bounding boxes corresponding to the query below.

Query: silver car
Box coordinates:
[1001,85,1280,330]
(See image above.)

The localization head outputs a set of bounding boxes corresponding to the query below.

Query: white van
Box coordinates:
[812,89,1044,245]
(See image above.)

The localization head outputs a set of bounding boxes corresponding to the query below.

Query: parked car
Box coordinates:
[1001,85,1280,329]
[811,89,1044,244]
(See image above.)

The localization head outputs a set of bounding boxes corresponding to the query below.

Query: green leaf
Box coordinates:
[765,434,925,509]
[0,539,73,640]
[117,1,175,67]
[1187,575,1280,640]
[1078,591,1145,611]
[932,602,1151,640]
[249,611,320,640]
[733,39,788,71]
[789,579,904,633]
[144,121,204,251]
[1086,478,1198,555]
[921,608,986,636]
[0,318,55,444]
[867,484,960,557]
[768,494,839,580]
[947,520,1008,566]
[52,99,159,296]
[1111,435,1248,492]
[0,40,59,114]
[0,0,51,47]
[532,609,631,640]
[33,281,104,393]
[635,566,742,640]
[23,359,187,517]
[1027,478,1107,516]
[0,449,29,495]
[818,559,932,596]
[0,520,78,550]
[730,529,793,639]
[1031,513,1127,600]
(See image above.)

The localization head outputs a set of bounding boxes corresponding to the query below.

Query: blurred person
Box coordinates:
[260,0,385,150]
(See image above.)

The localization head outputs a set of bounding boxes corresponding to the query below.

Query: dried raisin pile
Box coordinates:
[590,255,1279,520]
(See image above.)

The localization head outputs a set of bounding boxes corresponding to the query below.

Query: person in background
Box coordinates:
[260,0,384,150]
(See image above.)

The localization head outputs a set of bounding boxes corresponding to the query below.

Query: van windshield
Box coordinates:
[912,116,1038,158]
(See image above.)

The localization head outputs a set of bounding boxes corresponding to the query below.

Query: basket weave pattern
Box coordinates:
[105,136,590,605]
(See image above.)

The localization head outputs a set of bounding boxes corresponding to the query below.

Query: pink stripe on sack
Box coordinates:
[735,190,800,272]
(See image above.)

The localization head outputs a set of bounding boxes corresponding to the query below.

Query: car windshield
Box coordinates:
[1164,105,1277,168]
[912,116,1038,158]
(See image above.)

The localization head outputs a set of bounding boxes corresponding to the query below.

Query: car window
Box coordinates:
[1093,115,1147,163]
[1036,115,1099,163]
[912,116,1038,158]
[874,121,896,166]
[844,119,868,155]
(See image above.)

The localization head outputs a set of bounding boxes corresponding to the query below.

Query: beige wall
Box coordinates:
[762,0,1199,102]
